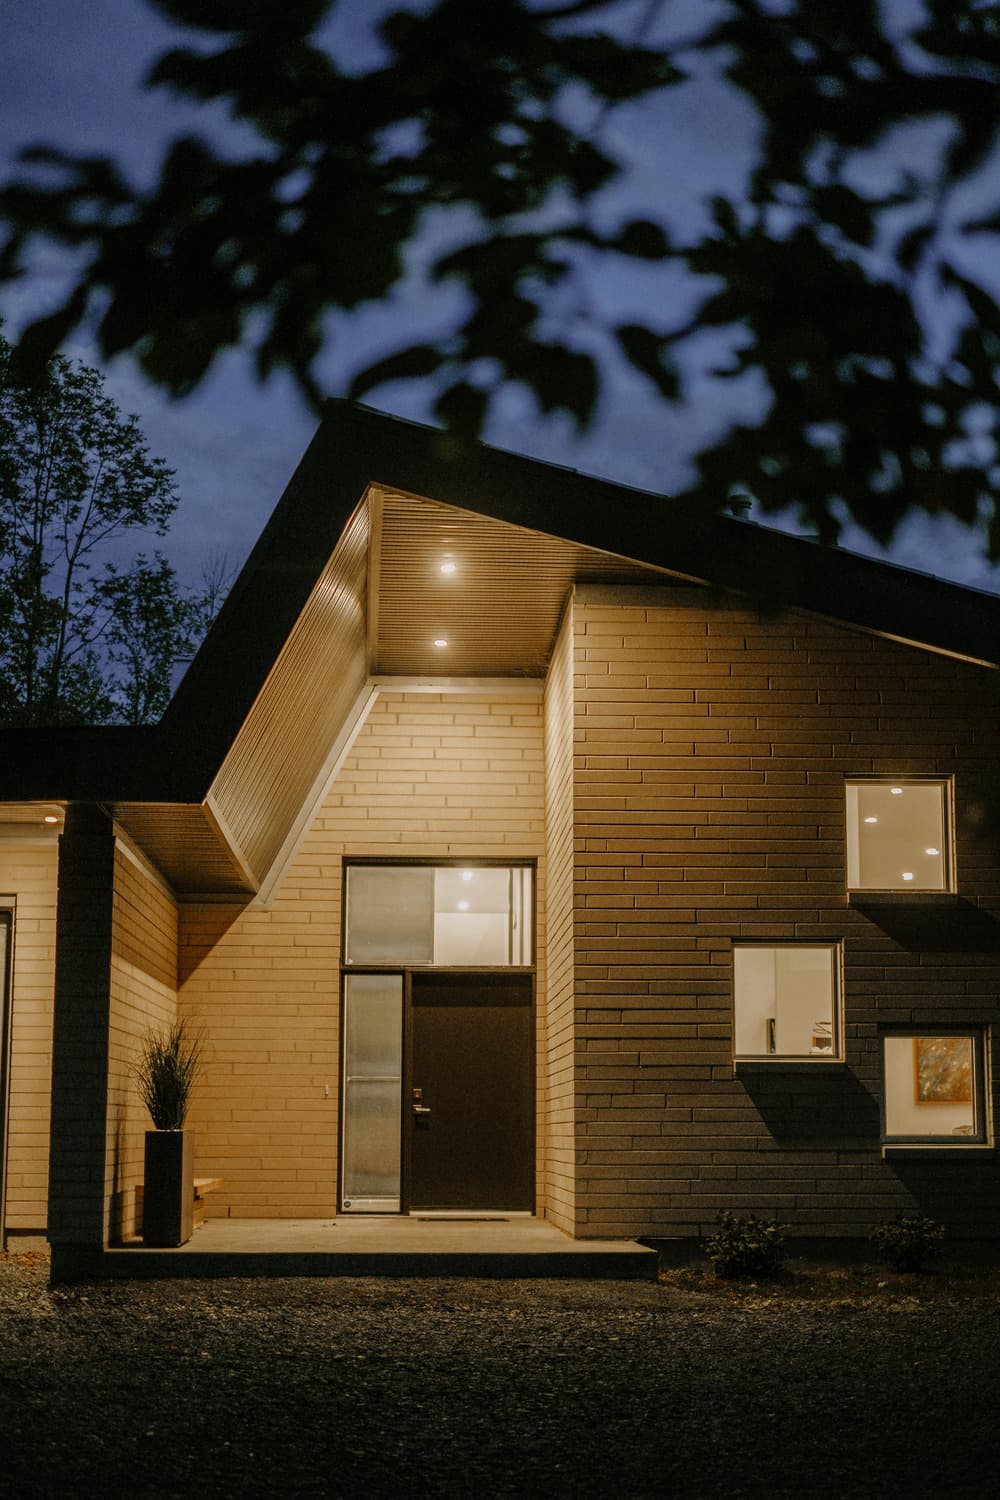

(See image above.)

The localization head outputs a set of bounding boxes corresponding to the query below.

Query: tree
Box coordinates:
[1,0,999,556]
[0,332,211,724]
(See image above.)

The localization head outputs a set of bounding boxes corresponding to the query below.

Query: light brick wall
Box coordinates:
[0,838,58,1242]
[543,605,576,1232]
[105,844,179,1242]
[179,690,546,1219]
[571,584,1000,1241]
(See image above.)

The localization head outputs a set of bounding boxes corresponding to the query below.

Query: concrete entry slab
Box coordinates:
[92,1216,657,1282]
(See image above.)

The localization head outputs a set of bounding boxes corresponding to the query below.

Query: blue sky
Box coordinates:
[2,0,999,598]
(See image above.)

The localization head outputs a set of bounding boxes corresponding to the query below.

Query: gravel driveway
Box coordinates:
[2,1254,999,1498]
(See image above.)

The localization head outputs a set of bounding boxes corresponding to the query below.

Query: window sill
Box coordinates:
[882,1143,993,1160]
[735,1059,846,1075]
[849,891,959,906]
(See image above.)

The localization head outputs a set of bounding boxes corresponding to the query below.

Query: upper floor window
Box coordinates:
[846,779,952,892]
[344,863,533,966]
[733,943,842,1061]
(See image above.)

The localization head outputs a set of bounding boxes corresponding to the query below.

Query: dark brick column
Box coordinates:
[47,803,115,1280]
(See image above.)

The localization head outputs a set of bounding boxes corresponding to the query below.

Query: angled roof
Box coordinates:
[0,400,996,897]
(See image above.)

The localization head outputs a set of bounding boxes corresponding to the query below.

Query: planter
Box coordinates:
[142,1129,194,1247]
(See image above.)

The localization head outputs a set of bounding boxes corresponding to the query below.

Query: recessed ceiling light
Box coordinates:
[864,816,878,824]
[901,871,914,881]
[440,561,457,575]
[890,786,904,795]
[925,847,939,856]
[433,638,448,648]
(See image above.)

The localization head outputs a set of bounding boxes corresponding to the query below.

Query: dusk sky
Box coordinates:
[3,0,999,598]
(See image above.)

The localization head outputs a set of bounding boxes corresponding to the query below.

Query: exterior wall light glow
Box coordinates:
[433,638,448,647]
[457,900,470,912]
[461,870,473,882]
[440,561,457,575]
[926,847,939,856]
[890,786,904,794]
[43,815,59,824]
[864,816,878,824]
[902,871,914,880]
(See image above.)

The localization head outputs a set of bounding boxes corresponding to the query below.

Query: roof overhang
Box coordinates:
[0,401,996,898]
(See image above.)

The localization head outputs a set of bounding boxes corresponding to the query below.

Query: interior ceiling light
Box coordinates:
[864,816,878,824]
[902,871,914,880]
[440,561,457,575]
[925,847,940,856]
[890,786,904,794]
[433,638,448,648]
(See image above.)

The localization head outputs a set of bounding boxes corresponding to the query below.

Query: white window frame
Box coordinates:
[846,776,954,894]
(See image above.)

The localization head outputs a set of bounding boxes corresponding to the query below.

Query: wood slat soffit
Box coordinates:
[372,487,663,678]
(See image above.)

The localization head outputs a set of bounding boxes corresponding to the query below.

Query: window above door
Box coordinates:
[344,863,533,967]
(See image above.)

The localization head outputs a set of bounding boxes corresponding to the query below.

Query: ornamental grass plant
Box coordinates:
[133,1021,202,1131]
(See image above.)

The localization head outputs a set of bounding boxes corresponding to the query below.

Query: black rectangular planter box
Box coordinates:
[142,1130,194,1247]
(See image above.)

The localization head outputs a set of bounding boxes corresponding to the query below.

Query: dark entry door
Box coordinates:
[407,972,533,1211]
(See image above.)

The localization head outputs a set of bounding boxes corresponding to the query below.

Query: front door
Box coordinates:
[407,972,534,1211]
[339,862,535,1214]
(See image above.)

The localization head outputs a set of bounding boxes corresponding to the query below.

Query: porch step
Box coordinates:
[92,1217,658,1282]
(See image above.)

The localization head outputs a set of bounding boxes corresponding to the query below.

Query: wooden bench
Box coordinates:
[193,1177,224,1229]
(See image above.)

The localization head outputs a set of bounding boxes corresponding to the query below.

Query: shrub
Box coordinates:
[133,1021,202,1130]
[869,1214,946,1272]
[704,1210,786,1279]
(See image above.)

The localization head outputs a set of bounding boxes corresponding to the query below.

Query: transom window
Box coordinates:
[846,779,952,892]
[733,944,841,1061]
[883,1032,985,1143]
[344,863,533,966]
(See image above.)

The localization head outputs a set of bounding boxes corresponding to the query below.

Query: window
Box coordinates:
[344,864,532,966]
[733,944,841,1060]
[883,1032,985,1143]
[846,779,952,892]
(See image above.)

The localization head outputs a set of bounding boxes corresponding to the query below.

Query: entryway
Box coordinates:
[340,861,537,1216]
[341,968,534,1213]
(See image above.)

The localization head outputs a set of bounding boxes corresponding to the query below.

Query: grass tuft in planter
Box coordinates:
[704,1210,786,1279]
[133,1021,202,1130]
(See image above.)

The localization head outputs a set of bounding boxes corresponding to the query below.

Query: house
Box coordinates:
[0,401,998,1280]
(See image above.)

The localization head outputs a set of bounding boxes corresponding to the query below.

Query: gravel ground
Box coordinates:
[2,1254,1000,1498]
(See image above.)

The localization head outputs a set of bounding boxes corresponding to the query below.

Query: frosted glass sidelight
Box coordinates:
[341,974,402,1209]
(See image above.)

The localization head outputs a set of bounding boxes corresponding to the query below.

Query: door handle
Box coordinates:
[413,1103,431,1115]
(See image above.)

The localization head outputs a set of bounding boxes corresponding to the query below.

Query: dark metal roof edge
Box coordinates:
[321,401,999,668]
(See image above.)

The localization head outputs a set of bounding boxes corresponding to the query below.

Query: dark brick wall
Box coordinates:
[570,585,1000,1241]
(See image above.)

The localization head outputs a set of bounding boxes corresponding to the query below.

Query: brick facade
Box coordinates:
[569,584,1000,1240]
[8,586,998,1255]
[178,689,547,1220]
[0,835,58,1245]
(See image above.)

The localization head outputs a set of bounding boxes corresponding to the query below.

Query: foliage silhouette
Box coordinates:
[0,332,219,723]
[1,1,998,555]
